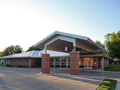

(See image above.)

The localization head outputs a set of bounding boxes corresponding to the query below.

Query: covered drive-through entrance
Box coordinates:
[34,31,104,75]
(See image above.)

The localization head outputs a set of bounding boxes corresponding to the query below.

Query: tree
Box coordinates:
[2,45,23,56]
[27,45,42,51]
[105,30,120,59]
[104,33,111,54]
[95,40,104,49]
[117,30,120,40]
[95,40,105,54]
[111,32,117,42]
[0,52,3,57]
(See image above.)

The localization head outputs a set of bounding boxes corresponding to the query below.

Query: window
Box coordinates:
[26,60,28,62]
[50,58,54,67]
[20,60,22,62]
[14,60,16,63]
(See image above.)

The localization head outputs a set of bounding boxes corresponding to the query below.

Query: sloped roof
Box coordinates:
[34,31,104,51]
[34,31,88,47]
[0,50,110,59]
[0,50,69,59]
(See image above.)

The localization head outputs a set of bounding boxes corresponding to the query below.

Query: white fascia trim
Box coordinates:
[87,38,105,51]
[56,31,88,40]
[34,31,88,47]
[34,31,57,47]
[44,36,76,48]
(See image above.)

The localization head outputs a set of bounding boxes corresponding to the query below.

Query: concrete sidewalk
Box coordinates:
[86,69,120,74]
[116,80,120,90]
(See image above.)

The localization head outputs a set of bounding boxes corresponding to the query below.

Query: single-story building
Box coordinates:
[0,50,109,69]
[0,31,110,75]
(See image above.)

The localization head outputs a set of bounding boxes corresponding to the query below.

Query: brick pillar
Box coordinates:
[42,54,50,73]
[91,58,94,68]
[104,58,107,68]
[93,57,98,70]
[70,51,80,75]
[104,58,106,67]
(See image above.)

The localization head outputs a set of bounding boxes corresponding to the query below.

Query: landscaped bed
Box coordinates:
[97,78,117,90]
[104,65,120,72]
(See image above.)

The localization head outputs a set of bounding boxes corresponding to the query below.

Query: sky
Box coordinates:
[0,0,120,51]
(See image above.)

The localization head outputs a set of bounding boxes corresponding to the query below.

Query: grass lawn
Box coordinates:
[104,65,120,72]
[0,64,4,67]
[97,78,117,90]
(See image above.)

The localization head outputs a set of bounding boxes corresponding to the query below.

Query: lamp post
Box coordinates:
[101,57,104,87]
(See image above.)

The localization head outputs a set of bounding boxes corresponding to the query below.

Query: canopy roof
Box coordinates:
[35,31,104,54]
[0,50,69,59]
[0,50,110,59]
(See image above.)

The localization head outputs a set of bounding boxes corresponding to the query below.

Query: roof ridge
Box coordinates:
[29,51,34,56]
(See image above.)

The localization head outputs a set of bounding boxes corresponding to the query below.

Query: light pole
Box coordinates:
[101,57,104,87]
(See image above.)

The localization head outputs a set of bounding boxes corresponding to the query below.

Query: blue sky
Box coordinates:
[0,0,120,51]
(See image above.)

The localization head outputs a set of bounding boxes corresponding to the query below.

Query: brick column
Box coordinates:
[93,57,98,70]
[104,58,107,68]
[91,58,93,67]
[70,51,80,75]
[42,54,50,73]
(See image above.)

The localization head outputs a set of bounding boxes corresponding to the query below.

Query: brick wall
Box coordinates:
[9,58,41,68]
[70,51,80,75]
[93,57,98,70]
[10,58,30,67]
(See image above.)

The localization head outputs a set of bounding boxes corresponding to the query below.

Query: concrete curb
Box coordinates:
[41,72,105,80]
[86,69,120,73]
[116,80,120,90]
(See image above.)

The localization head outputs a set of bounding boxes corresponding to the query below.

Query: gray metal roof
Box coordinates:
[0,50,110,59]
[80,54,110,59]
[0,50,69,59]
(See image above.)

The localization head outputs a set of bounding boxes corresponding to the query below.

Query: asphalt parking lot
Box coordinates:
[0,67,119,90]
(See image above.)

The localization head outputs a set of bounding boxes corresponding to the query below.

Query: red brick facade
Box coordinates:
[4,56,109,71]
[42,54,50,73]
[92,57,108,69]
[93,57,98,70]
[8,58,41,68]
[70,51,80,75]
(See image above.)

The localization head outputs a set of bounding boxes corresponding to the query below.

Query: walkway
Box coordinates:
[116,79,120,90]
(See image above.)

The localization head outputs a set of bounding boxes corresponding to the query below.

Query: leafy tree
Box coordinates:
[2,45,23,56]
[105,30,120,59]
[95,40,104,49]
[27,45,42,51]
[95,40,105,54]
[111,32,117,42]
[104,33,111,53]
[0,52,3,57]
[117,31,120,40]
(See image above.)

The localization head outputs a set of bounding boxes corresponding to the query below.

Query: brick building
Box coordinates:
[0,31,110,75]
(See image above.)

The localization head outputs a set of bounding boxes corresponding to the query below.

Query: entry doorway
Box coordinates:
[80,58,93,69]
[50,58,69,68]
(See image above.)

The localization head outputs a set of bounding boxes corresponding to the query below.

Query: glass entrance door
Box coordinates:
[61,58,66,68]
[84,58,92,69]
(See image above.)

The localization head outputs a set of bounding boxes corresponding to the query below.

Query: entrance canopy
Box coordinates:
[35,31,104,54]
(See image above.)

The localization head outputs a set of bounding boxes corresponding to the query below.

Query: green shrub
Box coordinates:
[97,78,117,90]
[6,64,12,67]
[18,65,26,68]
